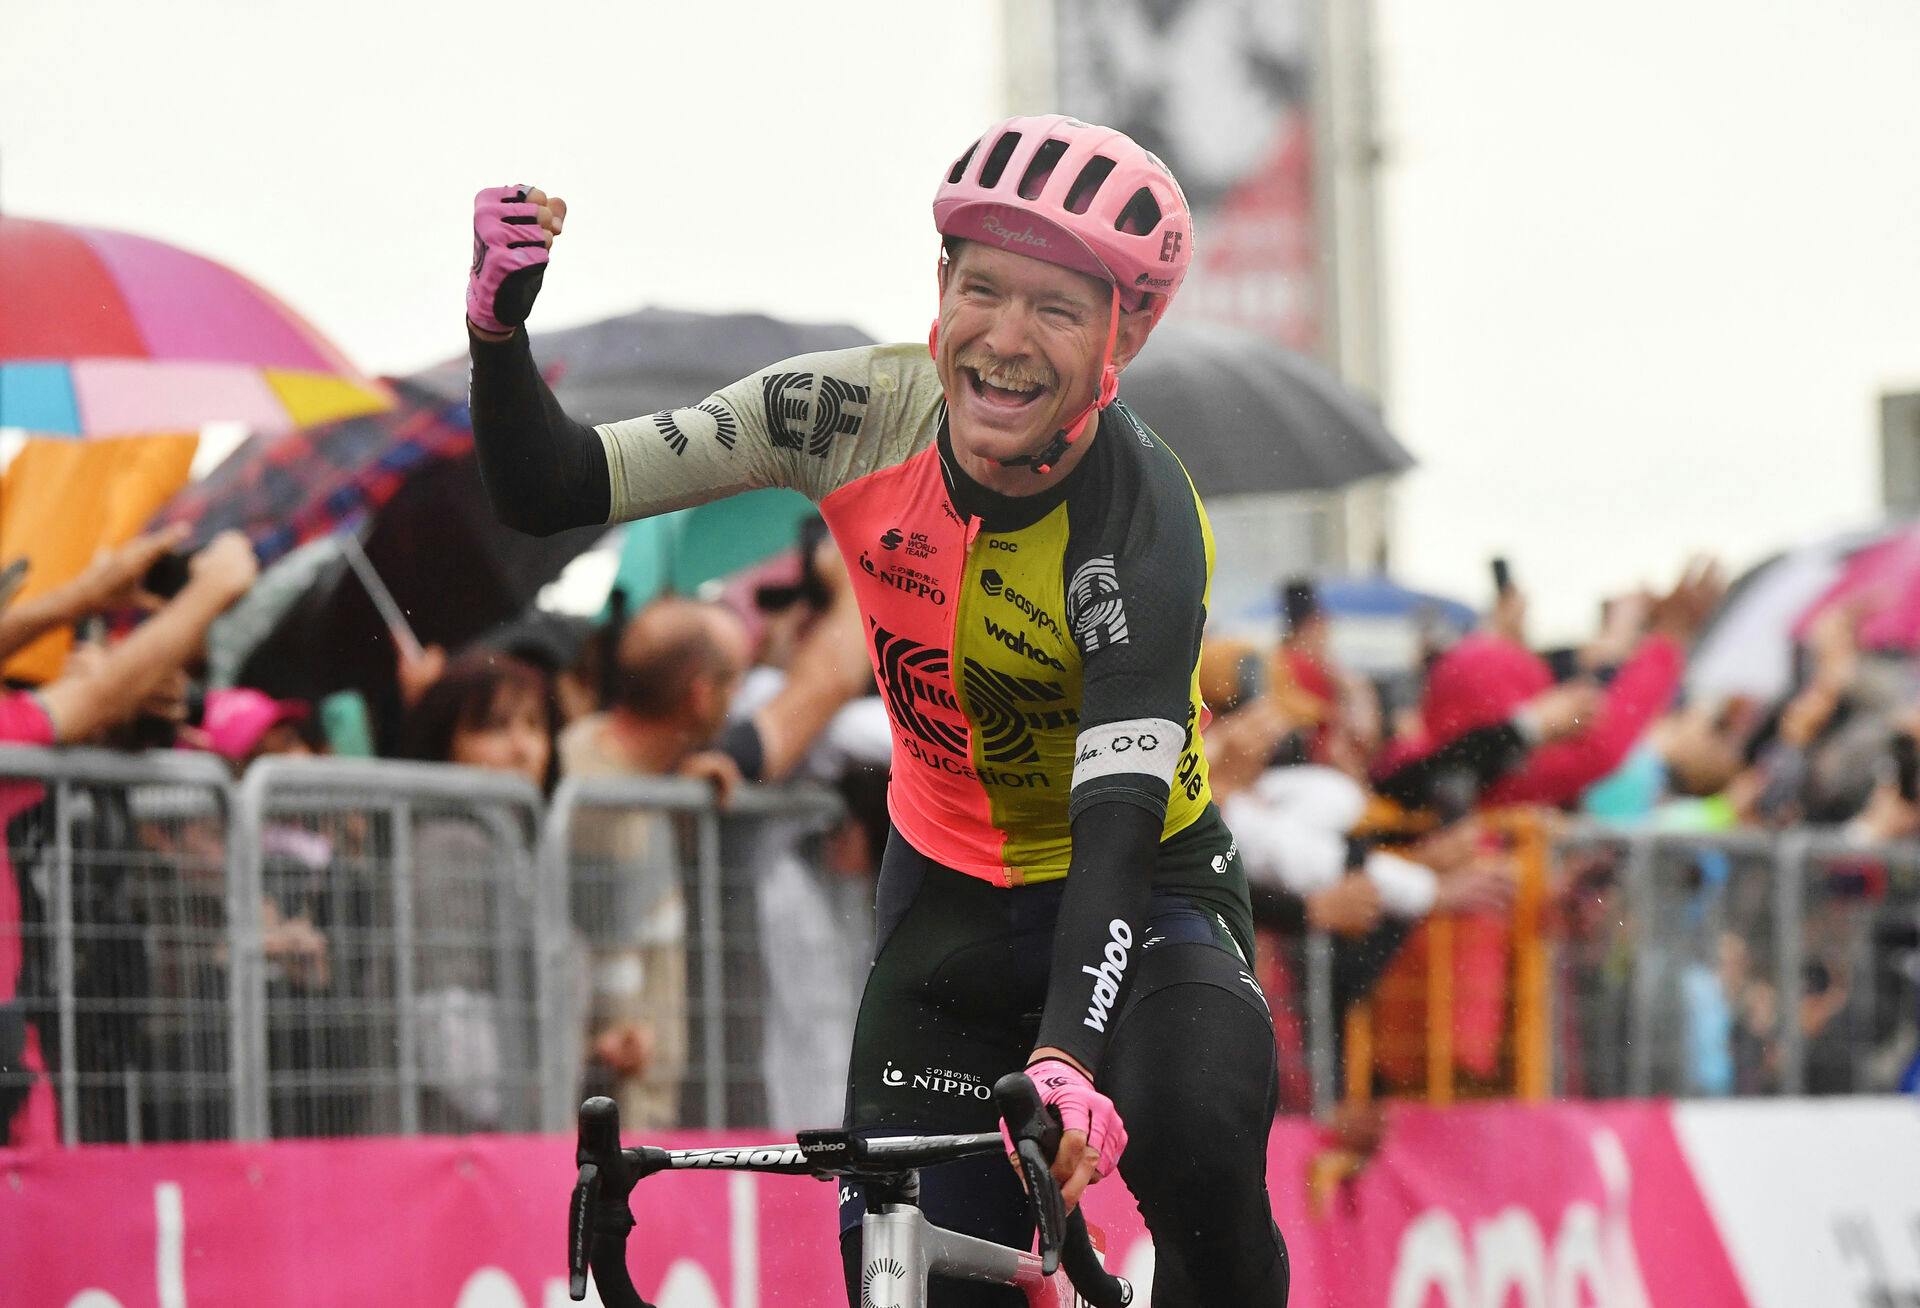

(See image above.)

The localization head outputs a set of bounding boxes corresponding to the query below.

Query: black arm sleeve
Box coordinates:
[1374,720,1531,822]
[467,328,611,535]
[1034,801,1159,1076]
[717,717,767,785]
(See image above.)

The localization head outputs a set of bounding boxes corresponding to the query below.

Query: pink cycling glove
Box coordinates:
[467,184,550,335]
[1004,1058,1129,1181]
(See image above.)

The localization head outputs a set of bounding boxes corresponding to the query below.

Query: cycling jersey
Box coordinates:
[593,344,1217,887]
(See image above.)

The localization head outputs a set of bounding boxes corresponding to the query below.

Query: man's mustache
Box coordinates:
[953,347,1056,391]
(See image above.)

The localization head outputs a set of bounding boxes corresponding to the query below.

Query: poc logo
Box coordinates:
[1082,919,1134,1033]
[987,538,1018,552]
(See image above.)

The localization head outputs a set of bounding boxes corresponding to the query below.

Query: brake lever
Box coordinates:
[993,1072,1067,1277]
[570,1096,650,1307]
[567,1160,602,1300]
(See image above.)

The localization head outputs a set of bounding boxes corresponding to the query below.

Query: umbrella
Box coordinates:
[0,215,391,435]
[1686,532,1869,703]
[1793,522,1920,652]
[609,488,818,611]
[413,307,1398,500]
[231,453,604,709]
[1117,320,1413,498]
[411,305,872,422]
[157,379,474,565]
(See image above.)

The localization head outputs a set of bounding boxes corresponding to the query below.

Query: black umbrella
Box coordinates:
[411,306,874,423]
[233,452,605,713]
[238,307,875,718]
[1116,321,1413,498]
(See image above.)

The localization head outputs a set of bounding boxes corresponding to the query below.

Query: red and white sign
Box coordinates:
[8,1100,1910,1306]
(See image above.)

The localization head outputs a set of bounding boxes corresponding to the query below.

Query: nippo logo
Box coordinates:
[1388,1130,1652,1308]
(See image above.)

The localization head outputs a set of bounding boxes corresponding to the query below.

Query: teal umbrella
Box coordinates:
[609,487,817,610]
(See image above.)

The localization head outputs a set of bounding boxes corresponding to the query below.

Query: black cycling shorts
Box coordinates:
[836,826,1291,1307]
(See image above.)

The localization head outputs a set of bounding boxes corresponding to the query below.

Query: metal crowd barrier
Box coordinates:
[1552,825,1920,1099]
[4,748,851,1146]
[15,743,1914,1146]
[1299,819,1920,1111]
[536,774,845,1133]
[0,747,239,1146]
[231,756,547,1140]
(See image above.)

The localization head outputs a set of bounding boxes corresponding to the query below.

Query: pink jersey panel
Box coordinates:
[820,448,1008,880]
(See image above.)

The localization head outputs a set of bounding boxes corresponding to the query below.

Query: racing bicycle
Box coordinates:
[569,1072,1134,1307]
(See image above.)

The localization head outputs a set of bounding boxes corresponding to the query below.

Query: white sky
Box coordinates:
[1,0,1007,376]
[8,0,1920,642]
[1375,0,1920,636]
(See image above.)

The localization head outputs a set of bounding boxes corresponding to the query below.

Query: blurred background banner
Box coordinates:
[1055,0,1320,352]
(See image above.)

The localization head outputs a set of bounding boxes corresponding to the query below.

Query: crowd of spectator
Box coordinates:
[5,519,1920,1146]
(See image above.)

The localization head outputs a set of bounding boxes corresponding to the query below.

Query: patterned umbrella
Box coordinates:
[157,379,472,565]
[0,214,391,436]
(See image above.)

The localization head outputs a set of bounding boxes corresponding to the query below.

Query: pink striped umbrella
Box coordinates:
[1792,522,1920,651]
[0,214,391,436]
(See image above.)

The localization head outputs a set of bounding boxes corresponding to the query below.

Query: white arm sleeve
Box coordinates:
[1364,849,1440,918]
[596,344,944,521]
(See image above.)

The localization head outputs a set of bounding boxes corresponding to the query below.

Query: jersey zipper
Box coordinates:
[948,506,981,657]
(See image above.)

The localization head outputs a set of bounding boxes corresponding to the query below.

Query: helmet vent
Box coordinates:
[1017,139,1070,200]
[978,131,1023,189]
[947,141,981,185]
[1063,156,1116,214]
[1115,187,1161,236]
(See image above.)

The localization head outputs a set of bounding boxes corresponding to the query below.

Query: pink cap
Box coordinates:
[1420,635,1554,747]
[201,688,308,763]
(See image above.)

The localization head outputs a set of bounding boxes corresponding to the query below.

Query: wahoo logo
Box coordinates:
[1082,918,1135,1033]
[983,617,1066,670]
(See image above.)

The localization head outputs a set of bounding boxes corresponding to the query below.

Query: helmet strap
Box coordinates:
[998,287,1122,475]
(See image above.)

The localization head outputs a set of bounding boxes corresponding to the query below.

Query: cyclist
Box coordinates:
[468,114,1290,1307]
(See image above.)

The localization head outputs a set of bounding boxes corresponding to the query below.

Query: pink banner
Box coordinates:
[1,1103,1746,1306]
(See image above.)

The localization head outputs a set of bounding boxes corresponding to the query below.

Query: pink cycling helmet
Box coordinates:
[933,114,1193,324]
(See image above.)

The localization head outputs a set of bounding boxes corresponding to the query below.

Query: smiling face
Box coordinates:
[935,240,1150,483]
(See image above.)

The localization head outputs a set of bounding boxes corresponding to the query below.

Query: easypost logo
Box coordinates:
[1082,918,1134,1033]
[979,569,1064,639]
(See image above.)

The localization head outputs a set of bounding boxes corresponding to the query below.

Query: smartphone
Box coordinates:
[1894,733,1919,803]
[143,551,193,600]
[0,557,28,610]
[1491,556,1513,595]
